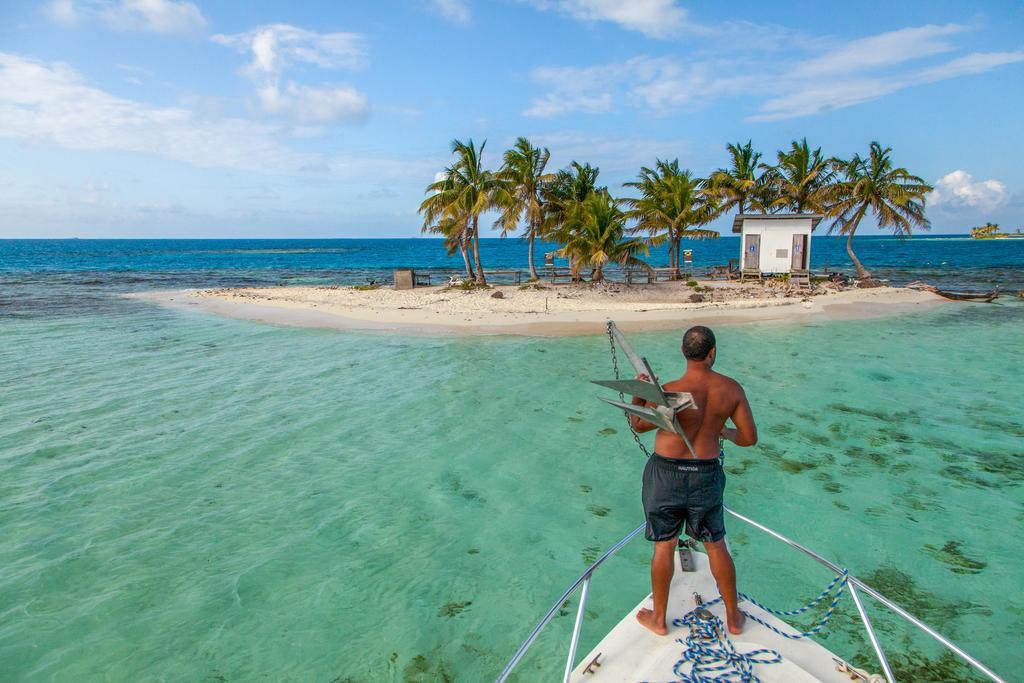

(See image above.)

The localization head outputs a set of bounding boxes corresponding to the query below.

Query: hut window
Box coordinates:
[776,249,789,258]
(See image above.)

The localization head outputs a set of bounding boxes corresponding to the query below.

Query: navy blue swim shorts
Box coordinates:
[641,452,726,543]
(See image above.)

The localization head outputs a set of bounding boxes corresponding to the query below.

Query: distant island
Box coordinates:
[970,222,1024,239]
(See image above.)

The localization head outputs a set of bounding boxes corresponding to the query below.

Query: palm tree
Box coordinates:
[764,138,836,213]
[827,142,933,279]
[541,162,603,279]
[541,161,603,237]
[559,191,649,282]
[707,140,767,214]
[420,170,475,279]
[498,137,554,281]
[623,159,719,277]
[419,139,507,286]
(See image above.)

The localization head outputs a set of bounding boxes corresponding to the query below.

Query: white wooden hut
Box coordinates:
[732,213,822,277]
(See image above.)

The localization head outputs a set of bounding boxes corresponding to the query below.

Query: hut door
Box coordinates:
[743,234,760,270]
[791,234,807,270]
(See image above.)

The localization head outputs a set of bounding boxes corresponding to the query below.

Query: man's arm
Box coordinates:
[721,385,757,447]
[629,374,659,433]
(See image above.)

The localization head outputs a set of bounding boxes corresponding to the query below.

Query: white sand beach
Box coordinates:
[136,280,946,336]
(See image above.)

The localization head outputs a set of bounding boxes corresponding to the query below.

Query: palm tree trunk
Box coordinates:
[674,236,682,278]
[471,216,486,285]
[594,263,603,282]
[527,224,539,280]
[667,239,675,276]
[845,213,871,279]
[459,241,474,280]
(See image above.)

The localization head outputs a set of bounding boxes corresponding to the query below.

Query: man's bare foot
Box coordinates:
[726,609,746,635]
[636,607,669,636]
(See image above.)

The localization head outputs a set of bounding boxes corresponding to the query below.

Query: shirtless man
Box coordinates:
[630,325,757,637]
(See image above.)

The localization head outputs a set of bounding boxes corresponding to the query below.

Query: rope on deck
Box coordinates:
[658,570,849,683]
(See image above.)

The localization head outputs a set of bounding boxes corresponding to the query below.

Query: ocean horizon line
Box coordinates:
[0,232,985,241]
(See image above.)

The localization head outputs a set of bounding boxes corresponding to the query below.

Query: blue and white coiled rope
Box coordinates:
[657,570,850,683]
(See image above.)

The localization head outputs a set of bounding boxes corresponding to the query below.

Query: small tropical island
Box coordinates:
[152,136,951,334]
[970,222,1024,239]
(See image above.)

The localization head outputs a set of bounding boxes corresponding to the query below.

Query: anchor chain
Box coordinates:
[606,321,652,459]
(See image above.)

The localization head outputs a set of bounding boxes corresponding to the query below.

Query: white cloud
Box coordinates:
[44,0,206,33]
[929,171,1009,211]
[212,24,370,124]
[43,0,77,25]
[0,52,315,172]
[258,82,368,124]
[212,24,367,75]
[101,0,206,33]
[915,50,1024,81]
[523,0,689,38]
[524,25,1024,121]
[791,24,964,78]
[430,0,471,25]
[115,63,154,86]
[528,130,690,174]
[358,186,400,200]
[0,52,425,182]
[82,180,112,205]
[524,56,749,117]
[752,49,1024,121]
[524,57,665,117]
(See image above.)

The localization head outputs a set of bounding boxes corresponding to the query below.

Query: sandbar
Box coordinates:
[131,280,947,337]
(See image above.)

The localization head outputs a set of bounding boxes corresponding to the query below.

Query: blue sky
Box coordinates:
[0,0,1022,237]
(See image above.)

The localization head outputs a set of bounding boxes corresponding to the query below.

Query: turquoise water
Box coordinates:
[1,296,1022,681]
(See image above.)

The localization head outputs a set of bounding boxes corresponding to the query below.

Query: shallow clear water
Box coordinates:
[1,287,1022,681]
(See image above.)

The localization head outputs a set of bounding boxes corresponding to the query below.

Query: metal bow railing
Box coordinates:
[495,507,1006,683]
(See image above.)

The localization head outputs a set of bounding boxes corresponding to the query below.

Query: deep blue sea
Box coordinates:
[2,235,1022,318]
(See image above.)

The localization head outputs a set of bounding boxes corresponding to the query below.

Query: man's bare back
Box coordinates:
[631,368,756,460]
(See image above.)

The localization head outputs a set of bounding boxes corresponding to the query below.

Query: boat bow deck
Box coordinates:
[570,551,853,682]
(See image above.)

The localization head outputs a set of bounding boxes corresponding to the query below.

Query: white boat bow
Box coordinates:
[496,508,1006,683]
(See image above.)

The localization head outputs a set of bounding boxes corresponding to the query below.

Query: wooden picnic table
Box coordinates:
[484,270,524,285]
[626,267,688,284]
[544,266,575,284]
[707,259,740,280]
[412,270,524,286]
[650,267,681,282]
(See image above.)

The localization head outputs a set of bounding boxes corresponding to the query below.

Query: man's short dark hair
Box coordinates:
[682,326,716,360]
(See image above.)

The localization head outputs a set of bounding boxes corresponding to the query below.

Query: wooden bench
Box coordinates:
[708,259,740,280]
[625,267,689,284]
[414,270,524,286]
[410,271,462,286]
[483,270,523,285]
[740,268,763,283]
[625,268,651,285]
[651,267,681,282]
[790,269,812,290]
[544,266,575,284]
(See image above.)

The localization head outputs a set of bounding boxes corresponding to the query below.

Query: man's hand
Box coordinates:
[631,373,654,419]
[724,387,757,447]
